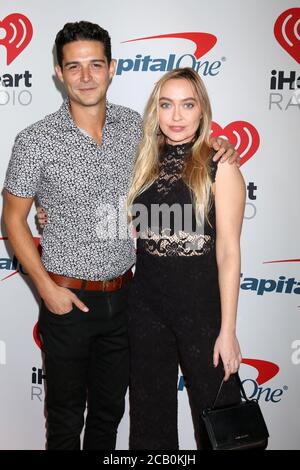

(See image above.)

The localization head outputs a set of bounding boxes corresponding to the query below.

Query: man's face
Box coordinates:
[55,40,116,107]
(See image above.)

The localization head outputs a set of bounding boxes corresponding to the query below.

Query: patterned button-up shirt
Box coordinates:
[4,100,143,280]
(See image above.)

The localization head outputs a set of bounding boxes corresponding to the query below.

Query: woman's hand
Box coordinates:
[36,206,48,228]
[213,331,242,381]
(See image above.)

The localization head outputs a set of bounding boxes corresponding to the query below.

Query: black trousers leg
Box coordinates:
[128,304,179,450]
[43,354,88,450]
[39,300,88,450]
[83,302,129,450]
[175,304,241,449]
[38,284,130,450]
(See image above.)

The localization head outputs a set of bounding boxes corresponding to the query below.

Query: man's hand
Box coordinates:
[42,283,89,315]
[210,136,240,166]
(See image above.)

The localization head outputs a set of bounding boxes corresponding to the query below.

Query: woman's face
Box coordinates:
[158,78,202,145]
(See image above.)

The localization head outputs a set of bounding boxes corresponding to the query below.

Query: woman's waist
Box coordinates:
[131,257,220,307]
[134,250,218,280]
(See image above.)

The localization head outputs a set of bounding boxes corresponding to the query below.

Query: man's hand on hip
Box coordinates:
[42,284,89,315]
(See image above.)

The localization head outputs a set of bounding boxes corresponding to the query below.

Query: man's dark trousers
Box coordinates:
[38,282,130,450]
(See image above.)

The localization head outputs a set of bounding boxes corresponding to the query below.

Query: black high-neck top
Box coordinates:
[133,142,217,259]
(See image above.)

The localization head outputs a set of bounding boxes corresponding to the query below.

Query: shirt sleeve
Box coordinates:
[4,130,42,198]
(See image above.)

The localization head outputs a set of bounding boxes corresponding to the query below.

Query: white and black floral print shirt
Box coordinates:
[4,100,142,280]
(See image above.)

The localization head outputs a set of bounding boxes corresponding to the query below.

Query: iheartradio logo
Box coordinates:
[0,13,33,65]
[211,121,260,166]
[33,322,42,350]
[274,8,300,64]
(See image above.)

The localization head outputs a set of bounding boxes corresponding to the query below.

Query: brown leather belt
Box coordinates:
[48,269,133,292]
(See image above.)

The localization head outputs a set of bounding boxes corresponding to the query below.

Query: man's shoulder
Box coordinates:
[15,107,64,144]
[108,102,142,126]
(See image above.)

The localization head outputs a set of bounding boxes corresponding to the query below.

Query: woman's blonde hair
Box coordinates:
[127,67,213,223]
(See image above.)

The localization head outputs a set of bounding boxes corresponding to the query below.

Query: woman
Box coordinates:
[127,67,245,449]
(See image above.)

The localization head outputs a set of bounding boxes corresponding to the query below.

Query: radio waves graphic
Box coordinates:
[274,8,300,64]
[0,13,33,65]
[211,121,260,166]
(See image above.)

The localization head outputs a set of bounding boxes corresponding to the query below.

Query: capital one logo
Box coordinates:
[0,236,40,281]
[274,8,300,64]
[241,358,287,403]
[0,13,33,65]
[123,32,217,59]
[179,358,285,403]
[117,32,221,76]
[242,358,279,385]
[211,121,260,166]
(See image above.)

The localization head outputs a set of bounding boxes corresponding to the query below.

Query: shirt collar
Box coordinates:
[58,98,120,131]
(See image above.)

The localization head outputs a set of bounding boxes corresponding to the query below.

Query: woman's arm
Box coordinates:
[213,161,246,380]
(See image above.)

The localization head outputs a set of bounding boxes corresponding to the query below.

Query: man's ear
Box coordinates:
[109,59,117,81]
[55,64,64,83]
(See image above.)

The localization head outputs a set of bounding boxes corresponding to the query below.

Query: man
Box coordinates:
[3,21,238,450]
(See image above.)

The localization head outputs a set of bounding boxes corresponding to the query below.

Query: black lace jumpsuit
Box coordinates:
[128,142,240,450]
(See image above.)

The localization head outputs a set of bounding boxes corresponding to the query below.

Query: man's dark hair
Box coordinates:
[55,21,112,68]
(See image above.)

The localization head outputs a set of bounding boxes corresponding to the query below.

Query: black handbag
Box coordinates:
[201,374,269,450]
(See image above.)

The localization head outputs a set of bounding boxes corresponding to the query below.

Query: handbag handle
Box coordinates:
[211,373,250,409]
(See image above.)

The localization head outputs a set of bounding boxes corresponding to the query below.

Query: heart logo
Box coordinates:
[274,8,300,64]
[33,322,42,350]
[0,13,33,65]
[211,121,260,166]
